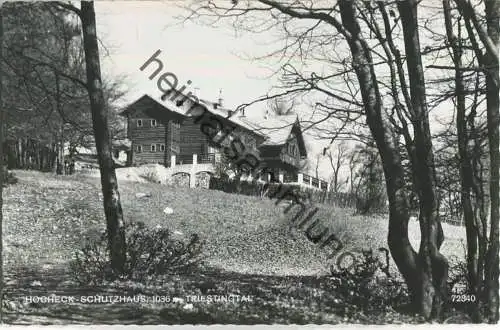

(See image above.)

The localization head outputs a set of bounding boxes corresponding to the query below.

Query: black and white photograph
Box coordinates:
[0,0,498,325]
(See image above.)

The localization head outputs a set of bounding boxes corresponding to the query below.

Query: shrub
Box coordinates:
[328,248,409,312]
[1,168,17,187]
[139,169,161,184]
[70,221,205,285]
[208,176,357,208]
[447,255,469,295]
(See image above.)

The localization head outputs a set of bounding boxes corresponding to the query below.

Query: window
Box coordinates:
[151,119,157,127]
[160,144,165,152]
[137,119,143,127]
[113,150,119,158]
[136,145,142,153]
[151,144,156,152]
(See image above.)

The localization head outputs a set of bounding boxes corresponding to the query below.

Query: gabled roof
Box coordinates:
[120,94,189,117]
[256,115,307,158]
[252,115,299,146]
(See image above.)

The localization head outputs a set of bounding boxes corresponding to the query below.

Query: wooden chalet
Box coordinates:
[119,92,307,179]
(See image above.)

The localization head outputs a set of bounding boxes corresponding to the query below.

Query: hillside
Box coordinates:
[1,170,468,324]
[3,170,466,275]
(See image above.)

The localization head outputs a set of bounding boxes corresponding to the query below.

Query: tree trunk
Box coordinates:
[80,1,126,275]
[338,0,420,312]
[0,7,4,323]
[443,0,481,320]
[484,0,499,322]
[397,0,448,319]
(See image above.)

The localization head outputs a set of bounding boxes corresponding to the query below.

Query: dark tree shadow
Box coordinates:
[2,263,456,325]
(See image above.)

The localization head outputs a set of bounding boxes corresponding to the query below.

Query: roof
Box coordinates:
[120,94,190,117]
[255,115,307,158]
[251,115,299,146]
[195,99,267,137]
[120,93,304,152]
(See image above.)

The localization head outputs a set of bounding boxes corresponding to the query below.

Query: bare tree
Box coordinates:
[185,0,451,319]
[325,141,348,193]
[79,1,126,274]
[0,6,4,323]
[482,1,499,322]
[54,0,127,274]
[447,0,499,322]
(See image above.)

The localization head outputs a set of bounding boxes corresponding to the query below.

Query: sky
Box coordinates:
[93,1,339,180]
[95,1,277,110]
[91,1,460,182]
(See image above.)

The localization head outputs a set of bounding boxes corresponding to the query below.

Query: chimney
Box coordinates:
[218,89,223,107]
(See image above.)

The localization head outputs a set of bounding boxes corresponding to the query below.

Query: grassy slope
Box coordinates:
[4,170,466,275]
[2,170,468,324]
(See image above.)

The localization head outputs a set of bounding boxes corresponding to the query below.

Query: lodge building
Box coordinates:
[119,91,308,180]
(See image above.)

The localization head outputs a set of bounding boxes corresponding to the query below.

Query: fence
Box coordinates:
[168,153,332,191]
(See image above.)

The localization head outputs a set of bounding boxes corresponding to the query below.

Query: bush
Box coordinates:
[447,255,469,295]
[209,176,357,208]
[70,221,205,285]
[328,248,409,312]
[139,169,161,184]
[1,168,17,187]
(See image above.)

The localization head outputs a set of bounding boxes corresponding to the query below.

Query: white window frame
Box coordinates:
[137,119,143,127]
[151,119,157,127]
[160,144,165,152]
[151,144,156,152]
[136,145,142,153]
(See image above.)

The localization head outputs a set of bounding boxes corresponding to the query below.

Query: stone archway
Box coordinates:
[195,171,213,188]
[171,172,190,187]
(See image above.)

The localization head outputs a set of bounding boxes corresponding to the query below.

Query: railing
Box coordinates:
[176,154,194,165]
[302,173,310,185]
[166,153,331,191]
[199,153,216,164]
[283,171,298,182]
[174,153,215,165]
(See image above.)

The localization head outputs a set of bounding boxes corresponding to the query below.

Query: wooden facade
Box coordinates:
[120,94,307,175]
